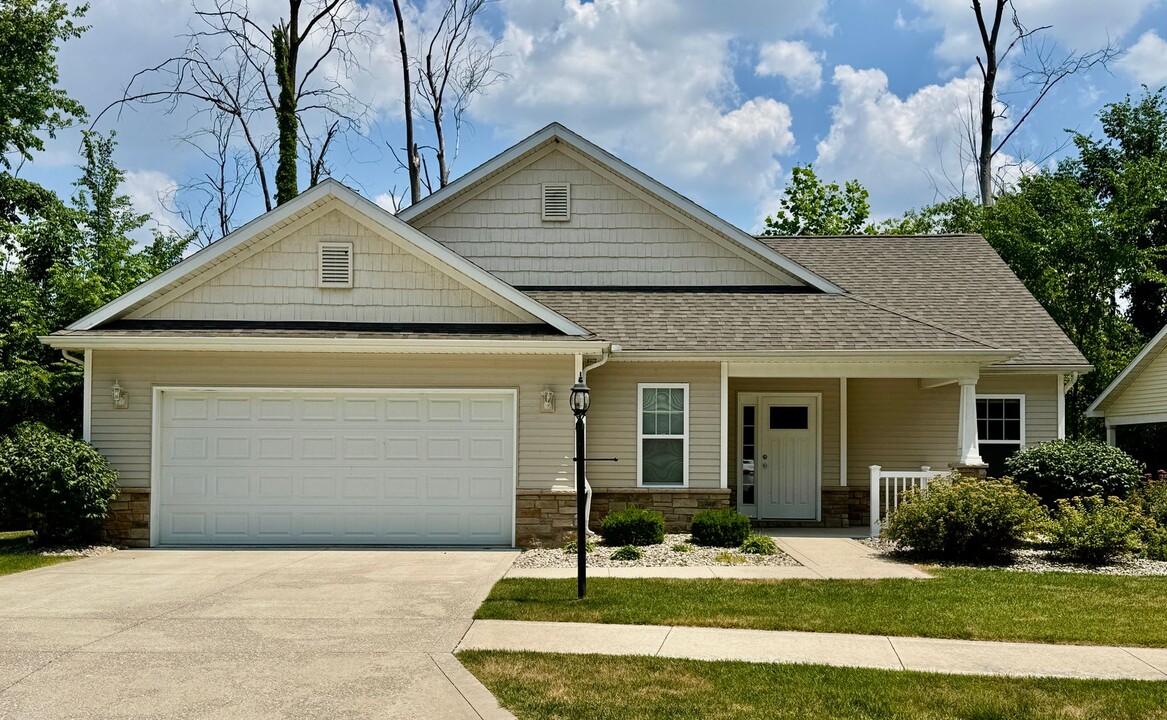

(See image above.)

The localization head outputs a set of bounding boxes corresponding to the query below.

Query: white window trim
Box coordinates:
[975,393,1026,446]
[637,382,689,488]
[737,395,758,513]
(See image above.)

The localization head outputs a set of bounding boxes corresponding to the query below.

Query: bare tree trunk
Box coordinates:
[974,0,1005,208]
[392,0,421,205]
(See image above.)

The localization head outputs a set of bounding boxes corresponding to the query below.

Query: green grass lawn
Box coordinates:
[460,651,1167,720]
[0,530,72,576]
[477,569,1167,647]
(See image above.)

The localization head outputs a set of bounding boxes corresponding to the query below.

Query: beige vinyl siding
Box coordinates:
[846,374,1061,485]
[415,147,798,287]
[130,206,526,324]
[1104,350,1167,418]
[727,378,841,501]
[90,351,575,491]
[584,362,722,490]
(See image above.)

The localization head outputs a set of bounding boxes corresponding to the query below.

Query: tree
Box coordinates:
[969,0,1118,206]
[761,165,870,236]
[107,0,369,224]
[1066,89,1167,341]
[0,0,86,169]
[388,0,505,206]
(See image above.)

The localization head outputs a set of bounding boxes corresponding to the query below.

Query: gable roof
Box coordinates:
[761,234,1090,370]
[1086,323,1167,417]
[397,122,843,294]
[68,179,591,336]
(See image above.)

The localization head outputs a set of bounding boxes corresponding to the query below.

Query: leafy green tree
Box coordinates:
[1065,89,1167,341]
[0,0,86,168]
[762,164,870,236]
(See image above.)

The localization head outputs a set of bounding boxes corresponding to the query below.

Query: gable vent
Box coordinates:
[541,182,571,221]
[318,242,354,288]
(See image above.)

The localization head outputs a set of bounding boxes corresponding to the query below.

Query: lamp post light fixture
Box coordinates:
[570,373,590,599]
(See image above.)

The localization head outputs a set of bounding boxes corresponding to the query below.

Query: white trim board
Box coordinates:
[397,123,844,294]
[148,385,519,548]
[67,179,590,337]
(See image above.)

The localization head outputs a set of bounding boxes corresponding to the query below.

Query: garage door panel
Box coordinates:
[158,390,514,545]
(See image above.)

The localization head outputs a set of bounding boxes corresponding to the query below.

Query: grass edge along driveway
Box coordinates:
[459,650,1167,720]
[476,568,1167,648]
[0,531,73,577]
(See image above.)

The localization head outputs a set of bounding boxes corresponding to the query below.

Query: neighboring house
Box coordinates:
[41,123,1089,548]
[1087,324,1167,473]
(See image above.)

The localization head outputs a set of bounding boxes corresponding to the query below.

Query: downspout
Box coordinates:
[578,345,618,534]
[61,350,84,366]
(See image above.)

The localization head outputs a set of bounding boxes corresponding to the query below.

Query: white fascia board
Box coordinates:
[611,349,1018,363]
[982,364,1094,375]
[1086,323,1167,416]
[40,334,610,355]
[69,179,591,337]
[397,123,844,294]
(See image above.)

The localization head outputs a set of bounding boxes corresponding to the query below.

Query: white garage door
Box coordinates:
[156,389,515,546]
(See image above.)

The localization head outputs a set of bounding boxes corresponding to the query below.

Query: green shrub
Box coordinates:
[598,506,665,546]
[690,508,752,547]
[610,545,643,561]
[0,422,119,543]
[882,475,1045,561]
[562,538,595,554]
[1132,478,1167,560]
[671,543,694,553]
[1006,440,1143,505]
[1048,496,1144,564]
[739,535,778,555]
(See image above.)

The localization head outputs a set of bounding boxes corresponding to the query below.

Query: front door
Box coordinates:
[757,395,819,520]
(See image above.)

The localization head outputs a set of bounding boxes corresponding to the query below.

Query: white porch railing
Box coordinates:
[869,465,949,537]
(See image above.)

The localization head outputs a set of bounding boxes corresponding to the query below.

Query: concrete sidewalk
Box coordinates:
[506,535,930,580]
[459,620,1167,681]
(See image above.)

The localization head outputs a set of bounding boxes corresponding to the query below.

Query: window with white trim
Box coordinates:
[638,383,688,486]
[976,395,1025,478]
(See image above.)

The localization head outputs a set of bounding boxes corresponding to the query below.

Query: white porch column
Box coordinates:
[1106,424,1117,446]
[82,349,92,442]
[719,362,728,489]
[957,378,984,465]
[839,377,848,487]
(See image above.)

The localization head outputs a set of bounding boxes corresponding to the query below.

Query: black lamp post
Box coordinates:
[570,373,591,599]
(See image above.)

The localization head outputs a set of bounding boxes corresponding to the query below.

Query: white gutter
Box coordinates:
[582,344,618,379]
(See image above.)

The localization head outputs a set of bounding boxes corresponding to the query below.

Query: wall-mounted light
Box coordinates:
[540,387,556,413]
[111,380,128,409]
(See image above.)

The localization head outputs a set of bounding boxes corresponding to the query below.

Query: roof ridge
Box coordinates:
[840,294,999,350]
[756,233,984,240]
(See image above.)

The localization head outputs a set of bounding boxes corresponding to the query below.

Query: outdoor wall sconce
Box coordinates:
[540,387,556,413]
[111,380,129,409]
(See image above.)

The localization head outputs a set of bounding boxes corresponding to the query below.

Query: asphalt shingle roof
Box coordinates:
[760,234,1088,368]
[527,291,997,353]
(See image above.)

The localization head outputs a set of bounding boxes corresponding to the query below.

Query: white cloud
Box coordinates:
[470,0,829,223]
[1118,30,1167,87]
[374,192,401,212]
[814,64,1032,218]
[121,168,190,241]
[912,0,1155,67]
[756,40,824,94]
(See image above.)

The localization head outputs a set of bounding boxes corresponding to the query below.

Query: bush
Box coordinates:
[0,422,119,543]
[882,474,1044,560]
[1006,440,1143,505]
[739,535,778,555]
[562,538,595,554]
[690,508,752,547]
[610,545,643,561]
[1132,478,1167,560]
[598,506,664,546]
[671,543,694,553]
[1048,496,1144,564]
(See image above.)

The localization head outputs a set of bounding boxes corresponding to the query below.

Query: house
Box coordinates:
[1086,324,1167,474]
[41,123,1090,548]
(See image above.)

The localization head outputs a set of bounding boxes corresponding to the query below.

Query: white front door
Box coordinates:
[757,395,819,520]
[155,388,516,546]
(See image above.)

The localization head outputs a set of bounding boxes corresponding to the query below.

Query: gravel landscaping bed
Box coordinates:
[514,533,801,569]
[35,545,118,558]
[861,537,1167,576]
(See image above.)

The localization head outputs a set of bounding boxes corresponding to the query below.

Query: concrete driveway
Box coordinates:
[0,548,518,719]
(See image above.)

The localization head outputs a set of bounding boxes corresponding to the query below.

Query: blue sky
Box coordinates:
[21,0,1167,237]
